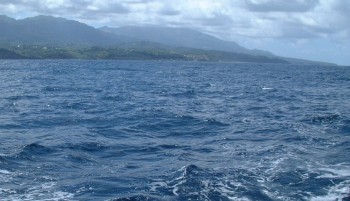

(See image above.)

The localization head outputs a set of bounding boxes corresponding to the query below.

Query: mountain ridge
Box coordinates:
[0,15,129,46]
[100,26,275,57]
[0,15,336,65]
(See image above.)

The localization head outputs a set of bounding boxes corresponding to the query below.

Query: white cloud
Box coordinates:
[0,0,349,64]
[244,0,319,12]
[0,0,347,40]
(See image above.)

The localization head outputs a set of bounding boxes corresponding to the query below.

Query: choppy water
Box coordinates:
[0,60,349,201]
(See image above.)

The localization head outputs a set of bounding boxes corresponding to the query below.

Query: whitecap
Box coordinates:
[0,181,75,201]
[262,87,273,90]
[317,167,350,178]
[310,180,350,201]
[149,181,167,192]
[0,169,11,174]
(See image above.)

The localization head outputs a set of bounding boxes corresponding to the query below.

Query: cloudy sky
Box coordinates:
[1,0,349,65]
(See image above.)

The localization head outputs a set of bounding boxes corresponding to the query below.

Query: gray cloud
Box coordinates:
[0,0,130,16]
[244,0,319,12]
[279,23,318,39]
[158,8,180,16]
[122,0,156,4]
[0,0,349,64]
[332,0,350,29]
[198,13,235,27]
[0,0,22,4]
[88,3,130,14]
[0,0,347,39]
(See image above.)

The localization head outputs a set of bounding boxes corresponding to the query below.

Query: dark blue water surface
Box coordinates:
[0,60,349,201]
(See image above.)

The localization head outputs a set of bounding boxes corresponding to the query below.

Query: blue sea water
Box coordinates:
[0,60,349,201]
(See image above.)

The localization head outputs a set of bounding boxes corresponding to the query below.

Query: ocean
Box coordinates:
[0,60,349,201]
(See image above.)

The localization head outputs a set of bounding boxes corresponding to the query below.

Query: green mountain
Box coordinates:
[100,26,274,57]
[0,15,335,65]
[0,15,129,46]
[0,48,25,59]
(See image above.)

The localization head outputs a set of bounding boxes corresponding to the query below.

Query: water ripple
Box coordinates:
[0,60,349,200]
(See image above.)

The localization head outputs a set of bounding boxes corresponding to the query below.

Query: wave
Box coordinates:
[0,168,75,201]
[1,60,350,200]
[16,143,57,160]
[310,113,342,124]
[310,181,350,201]
[4,95,39,101]
[61,142,108,153]
[0,182,75,201]
[301,113,349,134]
[111,195,164,201]
[148,165,261,201]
